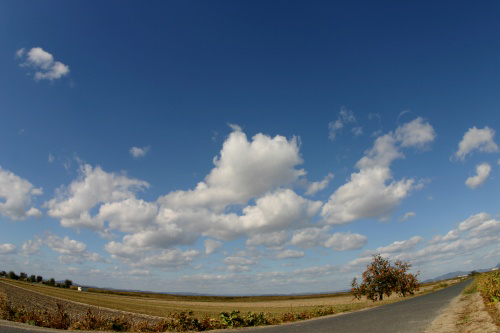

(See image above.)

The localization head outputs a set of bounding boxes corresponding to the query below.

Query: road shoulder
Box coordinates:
[424,291,497,333]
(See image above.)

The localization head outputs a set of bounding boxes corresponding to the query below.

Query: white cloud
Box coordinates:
[130,269,152,277]
[17,47,70,81]
[109,223,198,252]
[459,212,491,231]
[105,241,141,259]
[224,256,255,272]
[59,252,107,265]
[467,218,500,238]
[455,126,499,160]
[140,248,199,268]
[455,212,500,239]
[110,242,200,269]
[246,231,289,247]
[21,238,43,255]
[290,227,328,249]
[15,48,25,58]
[239,189,322,234]
[322,167,414,225]
[322,118,435,225]
[339,108,356,123]
[399,211,416,222]
[394,117,436,148]
[305,173,334,196]
[324,232,367,251]
[0,166,43,220]
[352,127,363,136]
[367,236,423,254]
[465,163,491,189]
[276,249,304,259]
[328,120,343,140]
[48,153,55,163]
[0,244,17,255]
[204,239,222,255]
[97,198,158,233]
[356,134,402,169]
[352,212,500,270]
[129,146,150,158]
[328,107,357,140]
[413,237,497,263]
[41,232,108,264]
[224,256,255,266]
[228,123,242,132]
[45,233,86,255]
[45,164,149,229]
[397,110,412,121]
[159,128,305,212]
[429,230,460,244]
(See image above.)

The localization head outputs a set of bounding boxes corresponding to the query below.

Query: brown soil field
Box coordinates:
[0,280,162,324]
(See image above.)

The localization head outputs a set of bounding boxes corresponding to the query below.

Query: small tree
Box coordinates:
[64,279,72,288]
[36,275,43,283]
[392,260,419,297]
[351,255,419,302]
[48,277,56,286]
[8,271,19,280]
[29,275,36,283]
[0,271,6,277]
[19,272,28,280]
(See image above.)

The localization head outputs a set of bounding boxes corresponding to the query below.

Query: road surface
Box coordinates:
[225,279,471,333]
[0,280,470,333]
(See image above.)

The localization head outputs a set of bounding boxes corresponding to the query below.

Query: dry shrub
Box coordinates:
[69,308,111,330]
[477,271,500,303]
[0,290,14,319]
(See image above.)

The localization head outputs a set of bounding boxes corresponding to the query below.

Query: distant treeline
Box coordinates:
[0,270,72,288]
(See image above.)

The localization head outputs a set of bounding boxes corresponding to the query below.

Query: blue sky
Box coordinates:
[1,1,499,294]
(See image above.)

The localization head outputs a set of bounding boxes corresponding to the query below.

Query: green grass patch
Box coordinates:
[462,279,478,295]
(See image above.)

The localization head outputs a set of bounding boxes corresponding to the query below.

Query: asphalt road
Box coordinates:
[225,280,471,333]
[0,280,470,333]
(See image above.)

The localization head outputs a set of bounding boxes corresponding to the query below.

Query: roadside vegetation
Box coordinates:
[475,270,500,327]
[426,270,499,333]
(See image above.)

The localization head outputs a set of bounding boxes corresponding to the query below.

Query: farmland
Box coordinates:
[0,278,459,319]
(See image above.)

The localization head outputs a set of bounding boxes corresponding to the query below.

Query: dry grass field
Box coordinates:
[0,277,460,319]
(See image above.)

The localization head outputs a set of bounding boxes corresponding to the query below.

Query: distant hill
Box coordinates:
[423,263,499,283]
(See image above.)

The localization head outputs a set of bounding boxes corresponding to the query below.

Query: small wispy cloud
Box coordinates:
[328,107,357,141]
[466,163,491,189]
[454,126,499,161]
[399,211,416,222]
[305,173,334,196]
[130,146,151,158]
[16,47,70,81]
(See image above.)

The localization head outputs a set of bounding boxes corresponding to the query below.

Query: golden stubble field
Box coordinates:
[0,278,461,319]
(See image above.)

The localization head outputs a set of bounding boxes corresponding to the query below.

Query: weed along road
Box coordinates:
[226,280,471,333]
